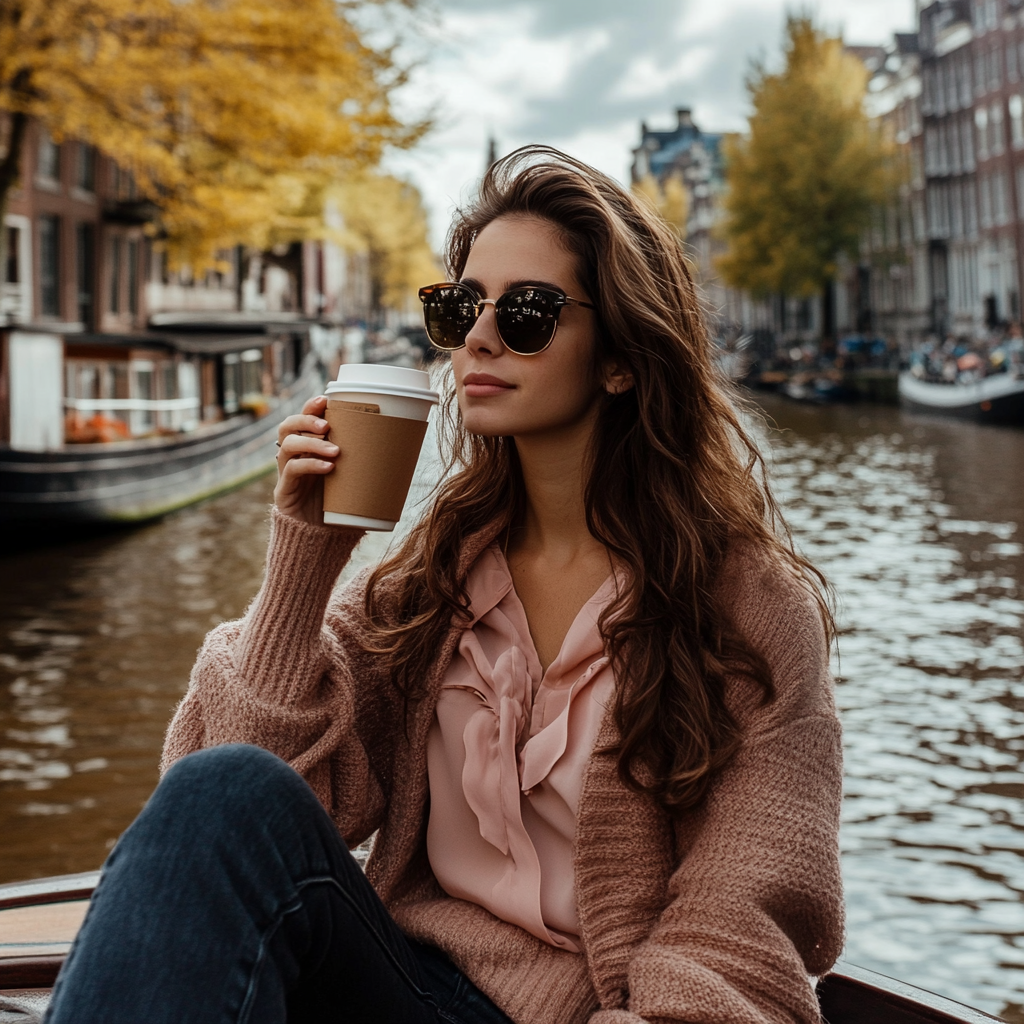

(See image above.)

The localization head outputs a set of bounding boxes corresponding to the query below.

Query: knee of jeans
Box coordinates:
[158,744,309,820]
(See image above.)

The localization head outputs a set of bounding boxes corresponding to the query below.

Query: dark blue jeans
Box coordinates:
[44,744,515,1024]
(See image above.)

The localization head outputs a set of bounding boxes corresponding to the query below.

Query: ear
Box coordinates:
[602,359,634,396]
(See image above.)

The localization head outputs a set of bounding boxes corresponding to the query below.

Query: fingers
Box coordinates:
[278,432,339,462]
[277,455,335,484]
[278,411,330,448]
[302,395,328,416]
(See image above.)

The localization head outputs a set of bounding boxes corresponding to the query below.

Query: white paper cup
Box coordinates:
[322,365,439,531]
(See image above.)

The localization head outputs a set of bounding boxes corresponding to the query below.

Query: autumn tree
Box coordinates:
[334,171,438,316]
[632,172,690,240]
[717,16,898,338]
[0,0,423,276]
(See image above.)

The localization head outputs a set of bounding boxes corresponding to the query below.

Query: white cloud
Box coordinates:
[610,45,717,101]
[385,0,918,249]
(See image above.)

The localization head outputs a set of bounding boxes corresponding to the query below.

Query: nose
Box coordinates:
[464,300,502,356]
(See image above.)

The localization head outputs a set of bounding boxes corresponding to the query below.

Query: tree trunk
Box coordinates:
[0,111,29,314]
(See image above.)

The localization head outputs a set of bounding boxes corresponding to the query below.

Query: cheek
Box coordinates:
[450,350,469,383]
[528,342,602,415]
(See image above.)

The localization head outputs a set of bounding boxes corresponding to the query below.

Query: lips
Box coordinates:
[462,372,515,398]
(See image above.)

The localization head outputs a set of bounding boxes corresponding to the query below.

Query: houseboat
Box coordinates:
[0,314,328,523]
[898,370,1024,423]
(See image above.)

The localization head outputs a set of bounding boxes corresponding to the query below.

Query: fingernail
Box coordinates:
[320,460,334,469]
[327,444,339,454]
[314,419,328,429]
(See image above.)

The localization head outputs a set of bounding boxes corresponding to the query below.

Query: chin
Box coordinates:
[460,412,516,437]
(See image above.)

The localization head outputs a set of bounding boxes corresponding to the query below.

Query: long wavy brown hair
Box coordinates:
[365,145,832,815]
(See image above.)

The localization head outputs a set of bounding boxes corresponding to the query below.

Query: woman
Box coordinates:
[45,147,843,1024]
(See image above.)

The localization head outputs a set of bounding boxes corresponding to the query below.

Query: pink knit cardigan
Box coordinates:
[161,509,845,1024]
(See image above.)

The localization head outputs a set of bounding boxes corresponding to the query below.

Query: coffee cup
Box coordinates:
[322,364,440,531]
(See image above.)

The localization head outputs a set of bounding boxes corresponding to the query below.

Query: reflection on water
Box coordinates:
[756,395,1024,1022]
[1,397,1022,1019]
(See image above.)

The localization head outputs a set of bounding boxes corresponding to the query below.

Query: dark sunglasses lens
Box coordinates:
[495,288,559,354]
[422,287,475,350]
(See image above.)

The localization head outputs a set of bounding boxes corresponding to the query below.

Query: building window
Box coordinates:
[923,67,935,113]
[952,183,964,238]
[127,238,139,316]
[37,132,60,183]
[109,236,122,313]
[38,214,60,316]
[987,0,998,30]
[76,143,96,192]
[965,181,979,235]
[994,172,1009,224]
[1011,95,1024,147]
[76,223,95,327]
[962,114,976,169]
[959,57,972,108]
[976,106,990,160]
[991,102,1005,154]
[1009,42,1020,83]
[4,225,18,284]
[1016,166,1024,218]
[975,51,987,95]
[980,174,993,228]
[991,46,1003,92]
[222,353,240,414]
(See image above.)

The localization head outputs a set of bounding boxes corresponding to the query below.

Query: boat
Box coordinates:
[898,371,1024,423]
[0,872,1004,1024]
[0,317,326,523]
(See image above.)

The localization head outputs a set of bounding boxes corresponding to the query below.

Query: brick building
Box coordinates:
[1,116,371,331]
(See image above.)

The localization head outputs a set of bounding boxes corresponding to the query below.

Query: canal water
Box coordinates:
[1,395,1021,1020]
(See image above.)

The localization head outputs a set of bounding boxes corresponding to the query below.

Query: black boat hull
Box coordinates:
[0,364,323,523]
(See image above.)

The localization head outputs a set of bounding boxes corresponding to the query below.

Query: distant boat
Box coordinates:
[898,371,1024,423]
[0,872,1003,1024]
[0,317,324,523]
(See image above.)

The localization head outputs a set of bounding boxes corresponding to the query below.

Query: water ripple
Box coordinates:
[758,396,1024,1020]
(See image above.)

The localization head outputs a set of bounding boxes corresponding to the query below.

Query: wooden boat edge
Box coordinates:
[0,873,1006,1022]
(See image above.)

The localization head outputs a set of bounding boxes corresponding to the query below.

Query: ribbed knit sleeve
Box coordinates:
[161,509,388,845]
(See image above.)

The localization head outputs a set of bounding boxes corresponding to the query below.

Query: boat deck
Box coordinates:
[0,872,1004,1023]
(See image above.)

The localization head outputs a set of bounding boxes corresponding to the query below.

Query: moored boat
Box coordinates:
[0,872,1004,1024]
[0,316,326,523]
[898,371,1024,424]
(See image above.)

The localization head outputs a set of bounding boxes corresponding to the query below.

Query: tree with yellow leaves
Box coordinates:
[0,0,423,276]
[334,171,439,316]
[632,172,690,240]
[717,17,898,334]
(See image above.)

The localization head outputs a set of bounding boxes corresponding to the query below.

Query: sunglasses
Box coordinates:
[418,282,596,355]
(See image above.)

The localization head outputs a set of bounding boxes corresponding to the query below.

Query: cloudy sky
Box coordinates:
[384,0,918,247]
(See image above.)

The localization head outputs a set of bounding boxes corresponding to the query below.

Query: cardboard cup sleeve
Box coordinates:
[323,402,429,523]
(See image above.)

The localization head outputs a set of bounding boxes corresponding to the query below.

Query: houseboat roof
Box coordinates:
[63,331,288,356]
[148,311,308,332]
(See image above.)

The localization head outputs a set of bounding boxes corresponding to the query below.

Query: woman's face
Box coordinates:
[451,215,612,439]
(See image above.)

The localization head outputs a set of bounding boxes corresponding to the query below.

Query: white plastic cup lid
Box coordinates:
[325,363,439,404]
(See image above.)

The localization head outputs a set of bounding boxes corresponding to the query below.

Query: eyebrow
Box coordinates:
[459,277,570,297]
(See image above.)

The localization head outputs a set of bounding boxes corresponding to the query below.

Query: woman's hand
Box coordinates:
[273,395,339,526]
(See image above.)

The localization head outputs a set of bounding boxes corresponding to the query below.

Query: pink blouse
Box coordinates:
[426,543,618,953]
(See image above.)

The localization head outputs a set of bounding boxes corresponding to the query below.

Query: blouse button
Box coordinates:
[523,787,534,797]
